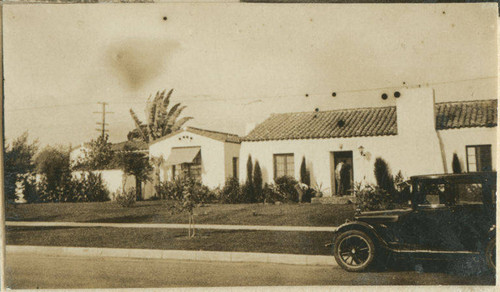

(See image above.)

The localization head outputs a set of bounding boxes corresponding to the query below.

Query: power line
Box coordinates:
[93,102,114,137]
[5,75,497,112]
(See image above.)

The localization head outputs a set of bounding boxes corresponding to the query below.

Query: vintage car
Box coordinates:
[331,172,496,272]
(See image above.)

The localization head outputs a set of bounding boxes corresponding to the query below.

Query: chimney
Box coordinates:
[245,123,256,136]
[394,87,445,176]
[396,88,436,138]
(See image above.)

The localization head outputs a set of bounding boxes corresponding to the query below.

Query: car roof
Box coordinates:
[410,172,497,184]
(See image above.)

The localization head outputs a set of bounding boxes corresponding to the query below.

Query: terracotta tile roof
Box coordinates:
[244,99,497,142]
[186,127,241,143]
[435,99,497,130]
[244,106,397,141]
[150,126,241,145]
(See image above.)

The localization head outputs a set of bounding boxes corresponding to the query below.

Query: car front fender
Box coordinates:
[331,220,390,250]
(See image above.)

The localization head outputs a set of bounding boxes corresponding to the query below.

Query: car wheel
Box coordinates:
[333,230,376,272]
[485,238,496,272]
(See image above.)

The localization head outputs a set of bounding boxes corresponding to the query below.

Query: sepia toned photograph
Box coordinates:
[1,2,498,289]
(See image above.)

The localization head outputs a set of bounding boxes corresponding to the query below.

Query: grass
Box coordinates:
[6,200,356,226]
[6,226,334,256]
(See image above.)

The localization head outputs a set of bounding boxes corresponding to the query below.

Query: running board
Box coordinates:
[388,248,480,255]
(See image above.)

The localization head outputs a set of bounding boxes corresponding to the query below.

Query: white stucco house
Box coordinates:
[240,88,497,197]
[149,126,241,189]
[69,140,149,199]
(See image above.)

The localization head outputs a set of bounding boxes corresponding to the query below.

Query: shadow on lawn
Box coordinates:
[6,215,62,222]
[83,214,157,223]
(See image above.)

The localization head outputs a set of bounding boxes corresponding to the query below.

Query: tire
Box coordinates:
[333,230,376,272]
[485,237,496,272]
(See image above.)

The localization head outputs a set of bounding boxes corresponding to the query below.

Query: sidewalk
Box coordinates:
[7,245,337,266]
[6,221,339,232]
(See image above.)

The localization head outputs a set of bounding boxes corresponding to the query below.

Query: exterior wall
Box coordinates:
[240,135,403,196]
[240,89,494,197]
[438,127,497,173]
[72,169,136,200]
[149,130,226,188]
[224,142,241,180]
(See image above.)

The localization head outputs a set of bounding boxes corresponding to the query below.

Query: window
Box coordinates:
[466,145,492,172]
[274,154,294,179]
[171,152,202,182]
[232,157,239,178]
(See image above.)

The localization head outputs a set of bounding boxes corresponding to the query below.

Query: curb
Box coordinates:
[6,221,339,232]
[6,245,337,267]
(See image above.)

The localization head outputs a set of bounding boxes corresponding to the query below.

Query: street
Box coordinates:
[5,252,495,288]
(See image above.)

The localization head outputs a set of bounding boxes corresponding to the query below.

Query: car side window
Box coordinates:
[419,183,448,207]
[456,183,483,205]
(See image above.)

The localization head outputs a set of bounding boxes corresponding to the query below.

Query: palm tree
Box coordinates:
[128,89,193,142]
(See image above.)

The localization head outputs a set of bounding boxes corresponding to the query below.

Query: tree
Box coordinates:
[35,145,72,202]
[300,156,310,186]
[4,132,38,202]
[75,134,115,170]
[374,157,395,194]
[128,89,193,143]
[115,144,153,200]
[253,160,263,202]
[452,153,462,174]
[241,155,255,203]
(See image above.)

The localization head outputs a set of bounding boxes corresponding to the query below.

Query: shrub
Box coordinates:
[274,176,299,202]
[253,161,263,202]
[374,158,395,194]
[262,183,288,203]
[220,177,241,204]
[116,188,136,207]
[354,183,396,211]
[300,157,310,186]
[155,179,184,200]
[241,155,255,203]
[452,153,462,174]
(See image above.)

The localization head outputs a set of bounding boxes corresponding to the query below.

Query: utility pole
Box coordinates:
[94,102,113,138]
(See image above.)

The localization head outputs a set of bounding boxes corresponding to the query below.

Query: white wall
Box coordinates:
[224,142,241,180]
[438,127,497,173]
[240,135,404,196]
[149,130,227,188]
[72,169,136,200]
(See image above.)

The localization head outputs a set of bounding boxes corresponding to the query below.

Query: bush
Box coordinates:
[253,161,263,202]
[262,183,288,203]
[220,177,241,203]
[155,177,217,204]
[355,183,396,211]
[452,153,462,174]
[374,158,395,194]
[155,179,184,200]
[274,176,300,202]
[35,172,109,203]
[116,188,136,207]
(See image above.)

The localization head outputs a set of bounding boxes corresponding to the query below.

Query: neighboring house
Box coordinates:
[149,126,241,188]
[240,88,497,197]
[69,140,149,200]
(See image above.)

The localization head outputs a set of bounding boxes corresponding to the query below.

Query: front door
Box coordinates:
[332,151,354,196]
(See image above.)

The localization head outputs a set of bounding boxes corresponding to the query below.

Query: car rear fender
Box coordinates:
[332,221,390,250]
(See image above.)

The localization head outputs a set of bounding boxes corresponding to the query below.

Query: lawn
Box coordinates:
[6,201,356,227]
[6,226,334,256]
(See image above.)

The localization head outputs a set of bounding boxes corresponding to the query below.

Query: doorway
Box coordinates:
[331,151,354,196]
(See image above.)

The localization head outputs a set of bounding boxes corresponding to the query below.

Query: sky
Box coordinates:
[3,3,498,147]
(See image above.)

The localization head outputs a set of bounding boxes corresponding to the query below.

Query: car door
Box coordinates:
[390,182,461,251]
